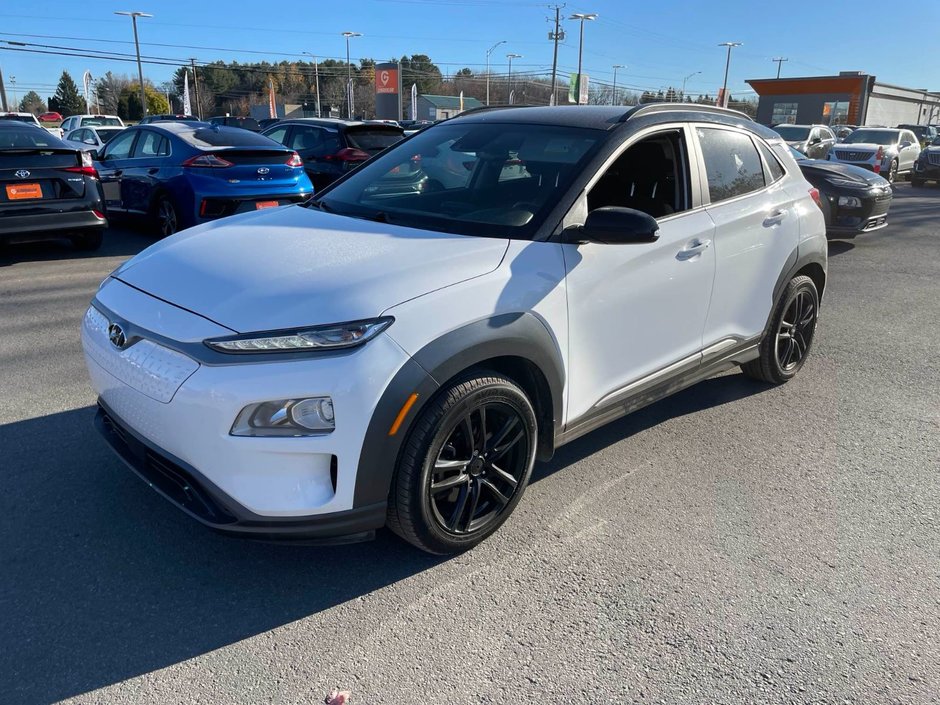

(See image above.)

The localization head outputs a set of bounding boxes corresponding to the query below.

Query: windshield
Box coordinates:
[346,128,404,153]
[315,122,604,239]
[774,125,811,141]
[81,117,122,127]
[844,129,898,145]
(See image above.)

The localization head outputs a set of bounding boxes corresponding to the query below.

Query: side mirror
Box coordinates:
[899,141,912,150]
[810,137,821,145]
[566,206,660,245]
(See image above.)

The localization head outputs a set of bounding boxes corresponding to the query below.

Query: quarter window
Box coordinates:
[756,140,785,183]
[696,128,766,203]
[134,131,170,157]
[264,126,288,145]
[103,130,137,159]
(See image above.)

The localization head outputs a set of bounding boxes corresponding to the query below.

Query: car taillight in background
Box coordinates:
[324,147,370,166]
[285,152,303,167]
[62,150,99,178]
[808,187,823,210]
[182,154,234,168]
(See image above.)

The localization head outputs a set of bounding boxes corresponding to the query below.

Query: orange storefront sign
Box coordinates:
[375,68,399,94]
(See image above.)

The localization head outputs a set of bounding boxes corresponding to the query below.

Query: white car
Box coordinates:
[82,104,828,554]
[64,125,126,152]
[828,127,921,182]
[59,114,124,135]
[1,111,62,138]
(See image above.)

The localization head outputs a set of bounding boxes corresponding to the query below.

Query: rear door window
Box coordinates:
[264,126,288,145]
[103,130,137,159]
[696,127,766,203]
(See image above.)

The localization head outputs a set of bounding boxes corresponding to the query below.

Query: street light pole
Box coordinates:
[718,41,742,108]
[342,31,361,119]
[681,70,701,102]
[569,13,597,105]
[506,53,522,104]
[115,11,153,119]
[611,64,625,105]
[303,52,322,117]
[485,40,506,105]
[9,75,15,108]
[772,57,788,79]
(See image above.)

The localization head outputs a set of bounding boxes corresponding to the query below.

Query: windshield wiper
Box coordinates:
[304,198,335,213]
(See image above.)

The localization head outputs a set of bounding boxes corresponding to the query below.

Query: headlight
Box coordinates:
[205,317,393,353]
[837,196,863,208]
[231,397,335,436]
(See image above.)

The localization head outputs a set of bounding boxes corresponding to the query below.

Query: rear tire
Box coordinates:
[742,275,819,385]
[387,372,537,554]
[152,194,180,237]
[71,229,103,251]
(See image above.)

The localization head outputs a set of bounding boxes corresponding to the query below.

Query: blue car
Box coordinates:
[95,122,313,236]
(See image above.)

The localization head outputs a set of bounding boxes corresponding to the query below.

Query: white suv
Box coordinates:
[59,114,125,134]
[82,104,828,554]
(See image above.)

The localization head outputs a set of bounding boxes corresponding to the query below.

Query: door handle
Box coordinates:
[763,208,788,227]
[676,239,712,261]
[148,168,159,175]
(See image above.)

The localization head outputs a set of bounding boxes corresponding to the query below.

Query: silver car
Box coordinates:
[64,126,126,153]
[828,127,921,183]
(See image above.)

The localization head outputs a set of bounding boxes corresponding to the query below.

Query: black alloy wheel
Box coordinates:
[155,195,179,237]
[428,402,529,535]
[775,289,817,372]
[387,372,538,554]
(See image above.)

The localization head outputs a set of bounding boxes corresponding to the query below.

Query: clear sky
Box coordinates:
[2,0,938,105]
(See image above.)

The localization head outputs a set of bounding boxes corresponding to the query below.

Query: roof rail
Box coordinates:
[621,102,753,123]
[454,104,535,117]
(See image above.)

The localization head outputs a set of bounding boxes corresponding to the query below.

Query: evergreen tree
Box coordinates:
[48,71,87,116]
[18,91,46,115]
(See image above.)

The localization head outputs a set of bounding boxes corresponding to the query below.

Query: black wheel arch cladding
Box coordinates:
[353,312,565,509]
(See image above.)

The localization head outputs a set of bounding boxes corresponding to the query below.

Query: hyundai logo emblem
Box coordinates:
[15,169,30,179]
[256,167,270,175]
[108,323,127,349]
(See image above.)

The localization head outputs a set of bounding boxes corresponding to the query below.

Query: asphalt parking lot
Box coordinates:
[1,188,938,705]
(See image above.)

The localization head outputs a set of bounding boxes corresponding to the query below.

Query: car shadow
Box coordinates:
[827,240,855,257]
[0,226,152,267]
[1,372,771,703]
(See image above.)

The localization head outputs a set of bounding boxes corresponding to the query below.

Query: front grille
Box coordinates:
[834,150,875,162]
[928,153,940,166]
[864,215,888,231]
[870,197,892,217]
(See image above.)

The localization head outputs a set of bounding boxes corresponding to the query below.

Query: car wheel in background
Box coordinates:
[742,275,819,385]
[885,160,898,183]
[153,194,180,237]
[387,372,538,554]
[70,230,103,251]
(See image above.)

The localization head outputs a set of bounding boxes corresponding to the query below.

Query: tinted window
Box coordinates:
[310,131,342,158]
[184,127,280,148]
[81,116,122,127]
[97,128,124,144]
[757,141,785,182]
[0,125,68,149]
[289,125,325,151]
[134,131,170,157]
[345,128,404,153]
[844,129,898,145]
[697,128,765,203]
[264,126,288,145]
[774,125,810,141]
[103,130,137,159]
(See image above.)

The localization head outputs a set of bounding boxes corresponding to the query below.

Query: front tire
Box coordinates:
[885,159,899,183]
[387,372,537,554]
[742,275,819,384]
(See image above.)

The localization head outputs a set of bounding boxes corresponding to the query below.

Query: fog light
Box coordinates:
[838,195,862,208]
[231,397,335,436]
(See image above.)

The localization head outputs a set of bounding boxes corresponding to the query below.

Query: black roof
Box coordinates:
[450,103,779,140]
[267,118,402,131]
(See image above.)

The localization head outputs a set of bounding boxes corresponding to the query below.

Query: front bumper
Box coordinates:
[95,401,386,542]
[825,188,893,236]
[82,279,415,540]
[913,162,940,180]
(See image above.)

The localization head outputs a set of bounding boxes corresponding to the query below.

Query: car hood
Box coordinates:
[113,205,510,333]
[836,142,894,154]
[798,159,889,185]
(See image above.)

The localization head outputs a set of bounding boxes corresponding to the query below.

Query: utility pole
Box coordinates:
[189,58,202,119]
[612,64,625,105]
[302,52,322,117]
[507,53,522,104]
[115,12,153,119]
[548,5,565,106]
[718,41,742,108]
[9,75,16,109]
[772,57,788,79]
[570,13,597,105]
[0,67,7,111]
[342,31,362,119]
[485,40,506,105]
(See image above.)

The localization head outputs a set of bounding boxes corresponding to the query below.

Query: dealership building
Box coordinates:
[747,72,940,127]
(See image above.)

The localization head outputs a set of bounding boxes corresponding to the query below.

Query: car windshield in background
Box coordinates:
[316,122,603,239]
[97,128,125,143]
[346,129,404,153]
[844,129,899,145]
[183,127,281,148]
[2,114,39,124]
[775,125,811,141]
[84,117,122,127]
[0,126,68,149]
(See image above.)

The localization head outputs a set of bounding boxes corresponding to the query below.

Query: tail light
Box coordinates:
[324,147,370,163]
[285,151,303,167]
[809,187,823,210]
[182,153,234,168]
[62,150,98,178]
[873,146,884,173]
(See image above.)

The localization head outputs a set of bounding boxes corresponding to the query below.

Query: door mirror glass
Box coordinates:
[568,207,660,244]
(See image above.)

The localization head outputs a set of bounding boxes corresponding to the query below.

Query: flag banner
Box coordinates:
[459,91,464,112]
[568,73,589,104]
[410,83,417,121]
[268,79,277,119]
[182,71,192,116]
